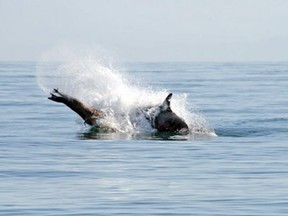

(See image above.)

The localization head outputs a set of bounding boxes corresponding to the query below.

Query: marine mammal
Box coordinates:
[48,89,103,126]
[48,89,189,133]
[143,93,189,133]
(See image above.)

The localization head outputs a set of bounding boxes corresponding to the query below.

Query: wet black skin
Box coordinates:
[154,109,189,132]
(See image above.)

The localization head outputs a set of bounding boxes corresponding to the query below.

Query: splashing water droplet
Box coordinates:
[37,54,215,135]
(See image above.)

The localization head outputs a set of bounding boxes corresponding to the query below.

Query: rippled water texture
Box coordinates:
[1,61,288,215]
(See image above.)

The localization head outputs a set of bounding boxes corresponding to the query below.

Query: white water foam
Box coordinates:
[37,55,215,135]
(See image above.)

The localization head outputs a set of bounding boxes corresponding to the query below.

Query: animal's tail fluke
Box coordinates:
[48,89,103,126]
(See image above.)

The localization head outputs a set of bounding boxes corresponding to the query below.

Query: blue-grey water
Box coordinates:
[1,61,288,215]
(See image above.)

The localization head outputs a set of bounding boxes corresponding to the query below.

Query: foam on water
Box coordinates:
[37,55,215,135]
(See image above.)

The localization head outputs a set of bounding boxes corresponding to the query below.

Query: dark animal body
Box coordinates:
[49,89,189,133]
[155,111,188,132]
[48,89,103,126]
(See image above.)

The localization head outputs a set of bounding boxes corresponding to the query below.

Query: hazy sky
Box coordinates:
[1,0,288,62]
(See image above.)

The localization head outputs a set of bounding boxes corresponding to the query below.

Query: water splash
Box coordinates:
[37,55,215,135]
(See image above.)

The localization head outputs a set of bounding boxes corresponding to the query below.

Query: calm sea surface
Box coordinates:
[1,62,288,215]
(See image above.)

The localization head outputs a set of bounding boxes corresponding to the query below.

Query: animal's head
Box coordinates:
[153,93,189,133]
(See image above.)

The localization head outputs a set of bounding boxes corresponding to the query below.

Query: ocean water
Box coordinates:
[1,61,288,215]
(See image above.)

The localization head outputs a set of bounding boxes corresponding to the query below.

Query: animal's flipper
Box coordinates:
[48,89,103,126]
[48,89,66,103]
[160,93,172,112]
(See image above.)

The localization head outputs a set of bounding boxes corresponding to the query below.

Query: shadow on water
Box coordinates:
[77,118,288,140]
[77,127,216,141]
